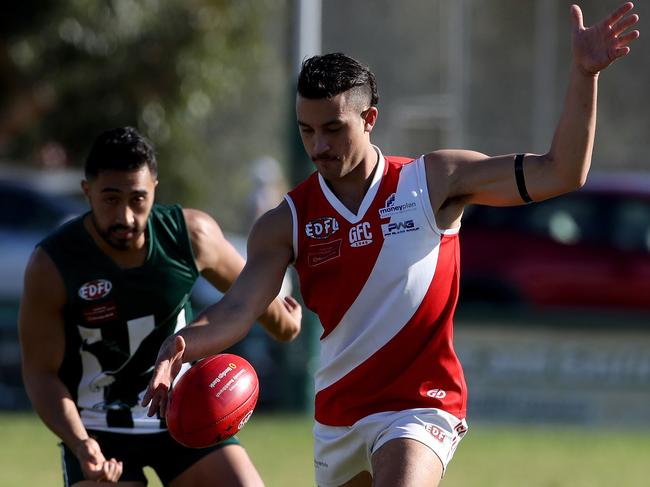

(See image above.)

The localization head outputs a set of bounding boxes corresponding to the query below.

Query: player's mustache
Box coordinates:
[312,153,339,162]
[109,224,138,233]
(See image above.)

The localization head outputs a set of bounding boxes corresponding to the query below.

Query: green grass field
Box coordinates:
[2,411,650,486]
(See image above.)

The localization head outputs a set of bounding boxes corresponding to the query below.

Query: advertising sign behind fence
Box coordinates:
[456,318,650,425]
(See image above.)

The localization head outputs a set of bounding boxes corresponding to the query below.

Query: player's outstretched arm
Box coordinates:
[18,248,123,482]
[539,2,640,193]
[144,203,295,417]
[428,2,639,212]
[184,208,301,342]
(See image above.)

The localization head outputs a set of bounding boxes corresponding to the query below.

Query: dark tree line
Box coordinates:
[0,1,288,230]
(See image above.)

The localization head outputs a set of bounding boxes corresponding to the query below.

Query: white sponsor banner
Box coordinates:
[455,317,650,425]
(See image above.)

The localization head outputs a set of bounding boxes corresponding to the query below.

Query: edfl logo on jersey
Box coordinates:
[349,222,373,247]
[78,279,113,301]
[305,216,339,240]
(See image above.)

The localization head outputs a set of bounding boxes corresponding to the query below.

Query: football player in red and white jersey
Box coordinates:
[145,4,639,486]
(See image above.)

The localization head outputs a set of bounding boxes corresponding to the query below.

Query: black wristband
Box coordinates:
[514,153,533,203]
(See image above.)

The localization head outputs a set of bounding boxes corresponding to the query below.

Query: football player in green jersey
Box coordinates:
[19,126,302,486]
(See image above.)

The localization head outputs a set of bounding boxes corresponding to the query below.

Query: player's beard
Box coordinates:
[90,213,145,251]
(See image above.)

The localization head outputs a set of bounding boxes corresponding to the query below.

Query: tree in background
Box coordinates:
[0,0,291,232]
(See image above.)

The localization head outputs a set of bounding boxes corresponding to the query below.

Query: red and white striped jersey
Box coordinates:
[285,148,467,426]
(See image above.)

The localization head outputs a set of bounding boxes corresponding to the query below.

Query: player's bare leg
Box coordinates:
[169,444,264,487]
[371,438,443,487]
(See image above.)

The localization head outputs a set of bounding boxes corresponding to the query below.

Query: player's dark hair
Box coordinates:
[85,126,157,179]
[297,53,379,109]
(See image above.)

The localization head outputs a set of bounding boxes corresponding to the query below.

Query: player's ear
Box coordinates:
[362,107,378,133]
[81,179,90,199]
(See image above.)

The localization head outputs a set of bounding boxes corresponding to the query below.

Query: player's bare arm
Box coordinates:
[425,2,639,227]
[144,203,295,417]
[184,208,301,342]
[18,248,123,482]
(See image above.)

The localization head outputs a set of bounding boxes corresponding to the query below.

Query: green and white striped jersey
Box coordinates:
[39,204,199,433]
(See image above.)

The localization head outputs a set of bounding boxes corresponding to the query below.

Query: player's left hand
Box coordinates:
[76,437,123,483]
[282,295,303,335]
[571,2,640,76]
[142,334,186,418]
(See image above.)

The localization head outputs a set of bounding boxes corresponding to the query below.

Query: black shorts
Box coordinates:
[60,429,239,486]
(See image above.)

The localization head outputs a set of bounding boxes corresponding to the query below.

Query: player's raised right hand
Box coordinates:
[142,334,186,418]
[570,2,640,76]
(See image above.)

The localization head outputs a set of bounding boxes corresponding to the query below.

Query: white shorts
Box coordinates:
[313,408,468,487]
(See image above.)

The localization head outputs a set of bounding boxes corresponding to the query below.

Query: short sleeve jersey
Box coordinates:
[39,204,199,433]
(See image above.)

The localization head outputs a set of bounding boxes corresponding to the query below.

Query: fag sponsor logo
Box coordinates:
[209,362,237,389]
[78,279,113,301]
[381,219,420,237]
[305,216,339,240]
[307,239,342,266]
[426,388,447,399]
[378,192,417,219]
[419,381,447,400]
[425,424,447,443]
[349,222,373,247]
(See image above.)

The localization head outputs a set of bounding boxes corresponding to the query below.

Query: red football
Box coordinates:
[166,353,259,448]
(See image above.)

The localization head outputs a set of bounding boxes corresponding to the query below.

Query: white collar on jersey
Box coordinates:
[317,145,385,224]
